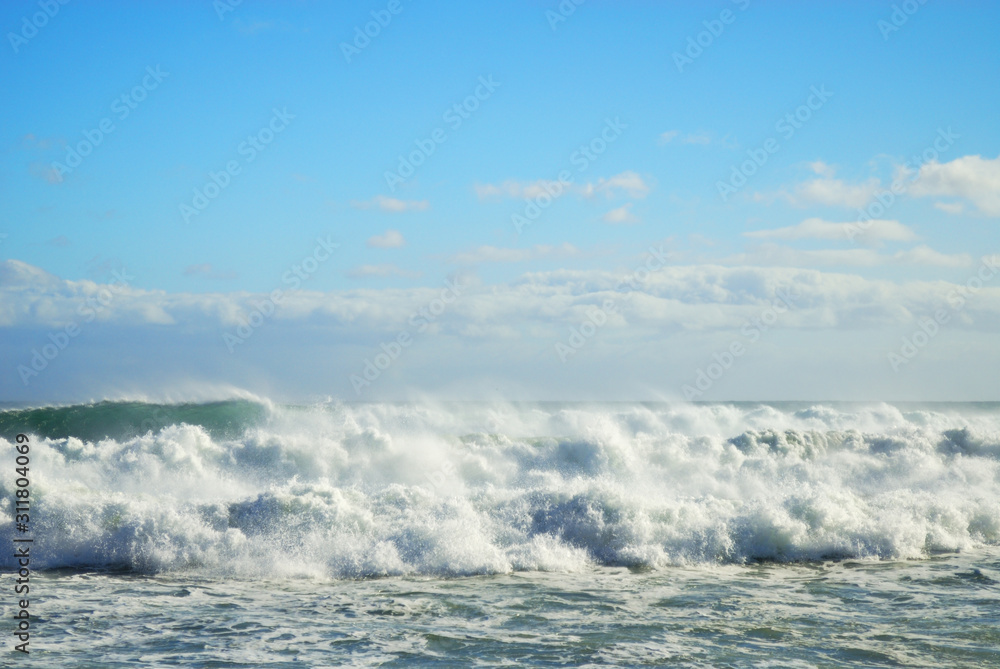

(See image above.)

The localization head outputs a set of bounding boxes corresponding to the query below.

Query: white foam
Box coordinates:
[2,402,998,577]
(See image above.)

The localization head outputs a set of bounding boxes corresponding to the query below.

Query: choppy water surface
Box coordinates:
[23,550,1000,667]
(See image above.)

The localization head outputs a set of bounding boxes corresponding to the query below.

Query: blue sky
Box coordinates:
[2,0,999,402]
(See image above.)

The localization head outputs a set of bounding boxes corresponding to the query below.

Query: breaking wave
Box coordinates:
[2,400,999,577]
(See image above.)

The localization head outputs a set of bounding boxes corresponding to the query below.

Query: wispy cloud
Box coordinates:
[366,230,406,249]
[580,171,651,199]
[744,218,917,244]
[934,201,965,215]
[475,171,651,202]
[352,196,430,213]
[30,162,64,184]
[725,244,973,268]
[807,160,837,178]
[760,176,882,209]
[602,203,638,224]
[448,243,579,266]
[474,179,570,201]
[754,163,881,209]
[21,133,61,151]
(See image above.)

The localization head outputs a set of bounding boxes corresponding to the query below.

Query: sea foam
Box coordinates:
[1,401,998,577]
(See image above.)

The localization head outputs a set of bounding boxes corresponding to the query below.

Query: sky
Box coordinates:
[1,0,999,403]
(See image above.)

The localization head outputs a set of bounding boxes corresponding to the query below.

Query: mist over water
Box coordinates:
[3,400,998,578]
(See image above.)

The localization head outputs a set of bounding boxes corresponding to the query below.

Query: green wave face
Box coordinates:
[0,399,269,442]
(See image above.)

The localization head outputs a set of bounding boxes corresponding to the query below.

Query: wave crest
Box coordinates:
[2,401,999,577]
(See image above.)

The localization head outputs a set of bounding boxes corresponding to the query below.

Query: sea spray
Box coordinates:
[1,400,998,577]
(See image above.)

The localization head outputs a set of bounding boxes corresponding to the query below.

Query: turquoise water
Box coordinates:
[2,400,999,665]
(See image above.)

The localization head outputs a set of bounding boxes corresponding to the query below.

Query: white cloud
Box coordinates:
[808,160,837,178]
[0,260,176,328]
[602,203,638,224]
[5,259,1000,400]
[744,218,917,244]
[909,154,1000,216]
[6,258,999,336]
[778,177,882,208]
[755,154,1000,216]
[366,230,406,249]
[0,259,62,291]
[346,264,422,279]
[580,171,650,199]
[754,162,881,209]
[352,196,429,213]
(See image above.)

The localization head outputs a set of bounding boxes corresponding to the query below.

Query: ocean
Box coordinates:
[2,400,999,666]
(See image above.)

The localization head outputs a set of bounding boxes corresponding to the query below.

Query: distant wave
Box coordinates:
[2,400,999,577]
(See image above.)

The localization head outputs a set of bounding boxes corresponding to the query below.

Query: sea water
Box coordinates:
[1,400,998,666]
